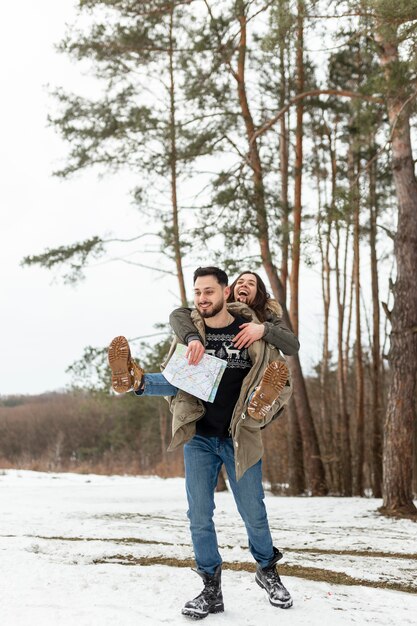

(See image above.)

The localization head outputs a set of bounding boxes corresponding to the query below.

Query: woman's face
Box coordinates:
[234,273,258,305]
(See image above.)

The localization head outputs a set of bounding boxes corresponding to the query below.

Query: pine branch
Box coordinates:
[103,233,162,243]
[381,301,392,321]
[21,236,104,271]
[251,89,384,143]
[21,236,107,284]
[108,258,176,275]
[222,134,252,165]
[247,0,277,24]
[349,87,417,188]
[377,224,395,240]
[80,0,196,19]
[20,232,162,283]
[202,0,240,82]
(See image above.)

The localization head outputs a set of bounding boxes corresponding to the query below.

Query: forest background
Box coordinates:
[1,0,416,519]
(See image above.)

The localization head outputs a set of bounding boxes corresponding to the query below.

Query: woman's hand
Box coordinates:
[233,322,265,349]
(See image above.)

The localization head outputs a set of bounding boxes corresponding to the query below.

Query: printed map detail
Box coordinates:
[163,344,227,402]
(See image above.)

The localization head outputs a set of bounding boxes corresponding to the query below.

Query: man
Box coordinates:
[108,267,297,619]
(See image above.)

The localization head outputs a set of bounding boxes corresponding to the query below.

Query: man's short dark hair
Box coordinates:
[193,266,228,286]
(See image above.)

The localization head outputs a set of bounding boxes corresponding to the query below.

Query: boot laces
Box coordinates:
[202,580,218,598]
[128,358,144,391]
[191,581,218,609]
[264,566,283,588]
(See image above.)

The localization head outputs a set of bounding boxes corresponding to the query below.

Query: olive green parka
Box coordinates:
[163,302,293,480]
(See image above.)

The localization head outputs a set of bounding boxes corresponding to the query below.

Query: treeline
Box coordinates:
[2,359,415,498]
[21,1,417,515]
[0,391,183,477]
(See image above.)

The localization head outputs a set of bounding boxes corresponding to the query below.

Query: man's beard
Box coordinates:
[198,299,224,318]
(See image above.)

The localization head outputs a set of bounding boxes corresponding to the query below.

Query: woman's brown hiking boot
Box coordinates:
[247,361,289,420]
[108,336,144,393]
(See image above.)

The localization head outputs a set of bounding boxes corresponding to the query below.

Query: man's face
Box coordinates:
[234,273,258,305]
[194,275,229,318]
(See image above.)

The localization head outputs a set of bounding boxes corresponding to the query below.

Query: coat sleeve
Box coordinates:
[169,307,204,345]
[262,313,300,355]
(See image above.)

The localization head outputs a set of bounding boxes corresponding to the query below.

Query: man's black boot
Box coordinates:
[181,565,224,620]
[255,547,293,609]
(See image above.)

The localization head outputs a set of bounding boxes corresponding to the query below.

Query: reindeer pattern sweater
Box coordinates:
[196,315,252,438]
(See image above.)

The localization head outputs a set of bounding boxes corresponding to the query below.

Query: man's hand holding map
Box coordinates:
[163,344,227,402]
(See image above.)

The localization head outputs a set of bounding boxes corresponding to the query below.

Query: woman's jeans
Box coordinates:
[134,373,178,397]
[183,435,274,575]
[134,374,254,401]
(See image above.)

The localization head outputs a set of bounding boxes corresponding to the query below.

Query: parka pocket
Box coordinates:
[172,390,204,424]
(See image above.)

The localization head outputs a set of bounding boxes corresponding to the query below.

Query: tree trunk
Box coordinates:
[289,0,305,338]
[312,127,333,490]
[168,7,187,306]
[319,122,336,490]
[234,6,327,495]
[335,218,352,495]
[279,116,290,297]
[277,9,304,493]
[348,145,365,496]
[369,155,383,498]
[286,398,305,494]
[278,3,290,300]
[375,26,417,517]
[413,417,417,499]
[345,244,355,483]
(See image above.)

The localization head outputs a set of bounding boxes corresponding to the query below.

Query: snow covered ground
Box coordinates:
[1,470,416,625]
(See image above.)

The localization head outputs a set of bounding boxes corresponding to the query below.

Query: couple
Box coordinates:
[108,266,299,619]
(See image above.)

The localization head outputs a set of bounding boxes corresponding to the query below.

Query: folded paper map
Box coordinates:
[163,344,227,402]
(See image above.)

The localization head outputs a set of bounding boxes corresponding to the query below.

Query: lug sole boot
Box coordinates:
[108,335,144,393]
[248,361,289,420]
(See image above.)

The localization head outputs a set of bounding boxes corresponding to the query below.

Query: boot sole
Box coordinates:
[248,361,289,420]
[181,603,224,620]
[108,336,132,393]
[255,574,293,609]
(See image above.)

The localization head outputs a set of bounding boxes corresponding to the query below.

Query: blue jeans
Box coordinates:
[134,373,178,396]
[183,435,274,575]
[135,375,255,402]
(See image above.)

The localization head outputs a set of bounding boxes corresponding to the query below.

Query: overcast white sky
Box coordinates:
[0,0,180,395]
[0,1,388,396]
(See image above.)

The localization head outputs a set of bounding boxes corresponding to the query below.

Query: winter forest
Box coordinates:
[1,0,417,523]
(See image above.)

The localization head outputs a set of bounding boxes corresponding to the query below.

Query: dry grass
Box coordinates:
[91,554,417,595]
